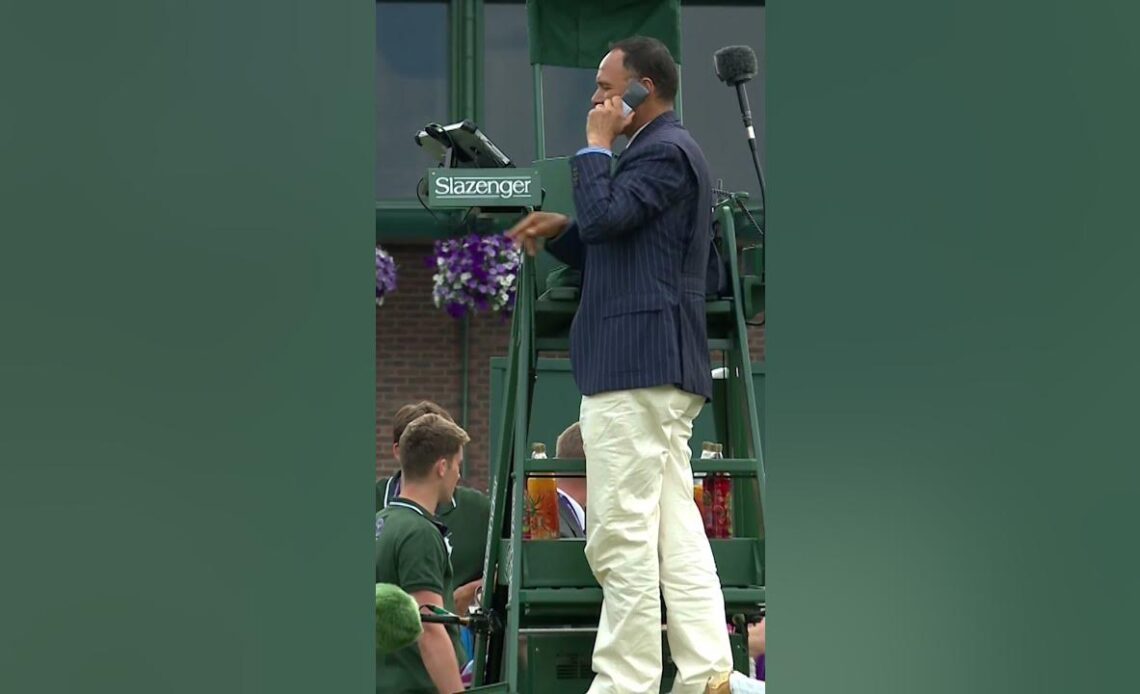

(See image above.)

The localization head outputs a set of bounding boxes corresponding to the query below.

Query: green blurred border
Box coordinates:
[0,2,375,691]
[769,2,1140,692]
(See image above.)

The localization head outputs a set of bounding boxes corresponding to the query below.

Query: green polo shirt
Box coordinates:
[375,497,465,694]
[377,475,491,586]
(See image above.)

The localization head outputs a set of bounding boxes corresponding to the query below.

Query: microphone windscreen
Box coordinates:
[376,583,423,654]
[714,46,758,85]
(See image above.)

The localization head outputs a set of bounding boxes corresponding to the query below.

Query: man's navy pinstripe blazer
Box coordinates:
[546,111,714,401]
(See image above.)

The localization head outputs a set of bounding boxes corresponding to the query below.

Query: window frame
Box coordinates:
[376,0,472,241]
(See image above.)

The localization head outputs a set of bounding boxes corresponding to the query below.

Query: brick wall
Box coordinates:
[749,318,766,362]
[376,244,461,479]
[377,243,510,490]
[377,242,765,492]
[463,310,512,488]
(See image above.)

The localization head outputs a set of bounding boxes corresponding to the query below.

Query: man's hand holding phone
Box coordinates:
[585,81,647,149]
[586,95,634,150]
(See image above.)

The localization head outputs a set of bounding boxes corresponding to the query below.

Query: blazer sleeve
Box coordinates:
[544,220,585,270]
[570,144,695,244]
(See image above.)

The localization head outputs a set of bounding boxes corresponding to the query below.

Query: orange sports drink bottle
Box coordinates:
[524,443,559,540]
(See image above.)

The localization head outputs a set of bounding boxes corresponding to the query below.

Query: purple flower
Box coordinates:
[376,246,397,306]
[429,233,522,319]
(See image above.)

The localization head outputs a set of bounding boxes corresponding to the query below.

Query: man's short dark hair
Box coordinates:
[392,401,453,445]
[398,414,470,482]
[610,36,679,102]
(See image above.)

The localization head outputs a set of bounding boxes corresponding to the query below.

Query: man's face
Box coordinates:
[592,49,638,108]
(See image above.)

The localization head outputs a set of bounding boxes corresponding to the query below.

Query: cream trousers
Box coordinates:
[581,385,733,694]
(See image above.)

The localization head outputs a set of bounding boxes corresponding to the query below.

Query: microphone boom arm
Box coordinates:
[734,82,767,226]
[419,604,500,635]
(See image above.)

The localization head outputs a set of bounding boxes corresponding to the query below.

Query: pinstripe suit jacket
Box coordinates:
[546,111,713,401]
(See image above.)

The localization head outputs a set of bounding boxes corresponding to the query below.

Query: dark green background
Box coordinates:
[3,1,1139,692]
[0,2,374,692]
[769,1,1139,692]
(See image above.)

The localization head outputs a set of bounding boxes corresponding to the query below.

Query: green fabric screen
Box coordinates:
[526,0,682,68]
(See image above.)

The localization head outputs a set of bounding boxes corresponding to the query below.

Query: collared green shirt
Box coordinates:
[375,496,465,694]
[377,474,491,586]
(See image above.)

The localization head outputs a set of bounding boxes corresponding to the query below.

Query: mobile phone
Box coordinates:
[622,81,649,115]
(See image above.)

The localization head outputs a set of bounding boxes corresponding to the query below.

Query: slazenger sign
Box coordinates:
[427,169,541,208]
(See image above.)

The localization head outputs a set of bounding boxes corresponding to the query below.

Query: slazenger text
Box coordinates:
[434,177,532,199]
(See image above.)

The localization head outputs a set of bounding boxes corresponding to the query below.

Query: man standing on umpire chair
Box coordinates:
[508,35,738,694]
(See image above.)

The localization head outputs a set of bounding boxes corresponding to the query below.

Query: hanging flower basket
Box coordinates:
[375,246,397,306]
[428,233,522,319]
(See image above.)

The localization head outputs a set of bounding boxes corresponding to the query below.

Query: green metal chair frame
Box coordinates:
[470,204,766,692]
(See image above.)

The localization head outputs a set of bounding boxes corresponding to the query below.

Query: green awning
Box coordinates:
[526,0,682,69]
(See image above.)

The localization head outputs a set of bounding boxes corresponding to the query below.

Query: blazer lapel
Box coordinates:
[614,111,678,174]
[557,493,585,538]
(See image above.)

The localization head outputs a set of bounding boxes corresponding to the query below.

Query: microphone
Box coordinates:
[714,45,758,86]
[714,45,766,221]
[714,46,758,140]
[376,582,424,654]
[376,582,493,655]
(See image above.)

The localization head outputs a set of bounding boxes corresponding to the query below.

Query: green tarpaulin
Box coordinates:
[526,0,682,69]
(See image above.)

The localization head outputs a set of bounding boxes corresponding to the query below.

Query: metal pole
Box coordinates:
[461,316,470,477]
[532,64,546,161]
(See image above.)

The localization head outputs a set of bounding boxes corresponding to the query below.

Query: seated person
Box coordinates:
[375,413,470,694]
[554,422,587,538]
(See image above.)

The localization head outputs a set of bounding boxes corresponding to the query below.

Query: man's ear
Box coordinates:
[391,443,399,462]
[641,77,655,99]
